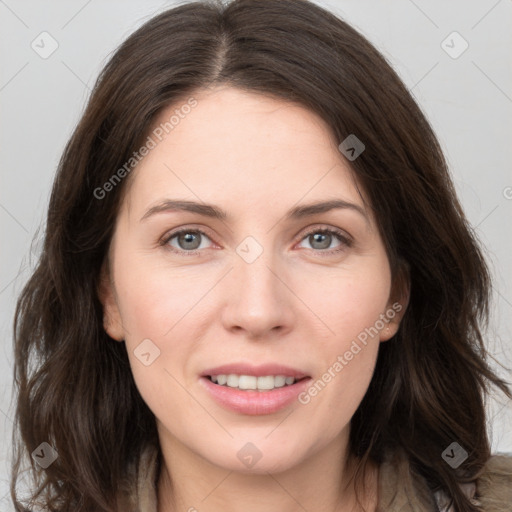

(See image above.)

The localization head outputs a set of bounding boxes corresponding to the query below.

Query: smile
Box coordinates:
[208,374,301,391]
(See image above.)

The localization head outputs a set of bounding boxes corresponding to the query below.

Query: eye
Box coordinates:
[296,227,352,255]
[161,228,214,255]
[161,226,352,257]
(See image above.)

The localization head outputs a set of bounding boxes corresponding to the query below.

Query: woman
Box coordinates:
[11,0,512,511]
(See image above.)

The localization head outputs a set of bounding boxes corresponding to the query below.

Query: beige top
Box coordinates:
[119,445,512,511]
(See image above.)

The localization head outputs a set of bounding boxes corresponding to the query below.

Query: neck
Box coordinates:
[156,432,378,512]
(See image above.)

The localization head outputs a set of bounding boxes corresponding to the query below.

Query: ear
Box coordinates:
[380,261,410,342]
[97,259,124,342]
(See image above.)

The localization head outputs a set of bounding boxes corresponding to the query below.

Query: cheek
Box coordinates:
[113,250,203,340]
[112,257,206,426]
[293,262,392,343]
[293,265,390,420]
[110,252,200,390]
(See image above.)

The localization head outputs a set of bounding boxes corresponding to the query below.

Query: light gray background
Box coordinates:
[1,0,511,508]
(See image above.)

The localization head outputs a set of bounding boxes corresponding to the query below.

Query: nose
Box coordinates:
[220,241,296,340]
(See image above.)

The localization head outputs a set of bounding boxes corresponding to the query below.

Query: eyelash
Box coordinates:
[160,226,352,257]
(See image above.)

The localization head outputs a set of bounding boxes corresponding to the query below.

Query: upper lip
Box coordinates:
[201,363,309,379]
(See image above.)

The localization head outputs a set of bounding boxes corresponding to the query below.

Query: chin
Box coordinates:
[204,441,306,475]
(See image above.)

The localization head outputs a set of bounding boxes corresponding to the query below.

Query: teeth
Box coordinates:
[238,375,257,390]
[210,374,298,391]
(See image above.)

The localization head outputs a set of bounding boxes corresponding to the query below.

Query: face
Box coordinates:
[100,86,407,474]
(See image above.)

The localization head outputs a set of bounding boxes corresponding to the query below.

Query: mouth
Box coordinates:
[205,374,309,391]
[199,363,312,415]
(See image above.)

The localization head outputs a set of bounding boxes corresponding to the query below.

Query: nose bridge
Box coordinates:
[222,232,294,335]
[234,233,282,302]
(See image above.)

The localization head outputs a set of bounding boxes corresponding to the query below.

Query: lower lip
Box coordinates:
[200,376,312,415]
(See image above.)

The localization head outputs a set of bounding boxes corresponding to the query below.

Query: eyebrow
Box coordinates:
[140,198,369,223]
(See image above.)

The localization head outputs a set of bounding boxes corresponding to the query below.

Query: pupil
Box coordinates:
[180,232,200,250]
[312,233,330,249]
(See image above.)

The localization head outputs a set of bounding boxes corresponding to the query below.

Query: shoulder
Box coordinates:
[474,452,512,511]
[429,452,512,512]
[378,447,512,512]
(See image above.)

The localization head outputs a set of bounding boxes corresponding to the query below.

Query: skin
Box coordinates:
[99,86,409,512]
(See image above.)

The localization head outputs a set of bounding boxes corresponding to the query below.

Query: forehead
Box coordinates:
[122,86,367,220]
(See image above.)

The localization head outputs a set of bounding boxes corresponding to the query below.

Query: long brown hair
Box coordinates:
[11,0,511,510]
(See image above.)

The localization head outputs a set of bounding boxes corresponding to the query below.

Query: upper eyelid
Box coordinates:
[161,224,216,244]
